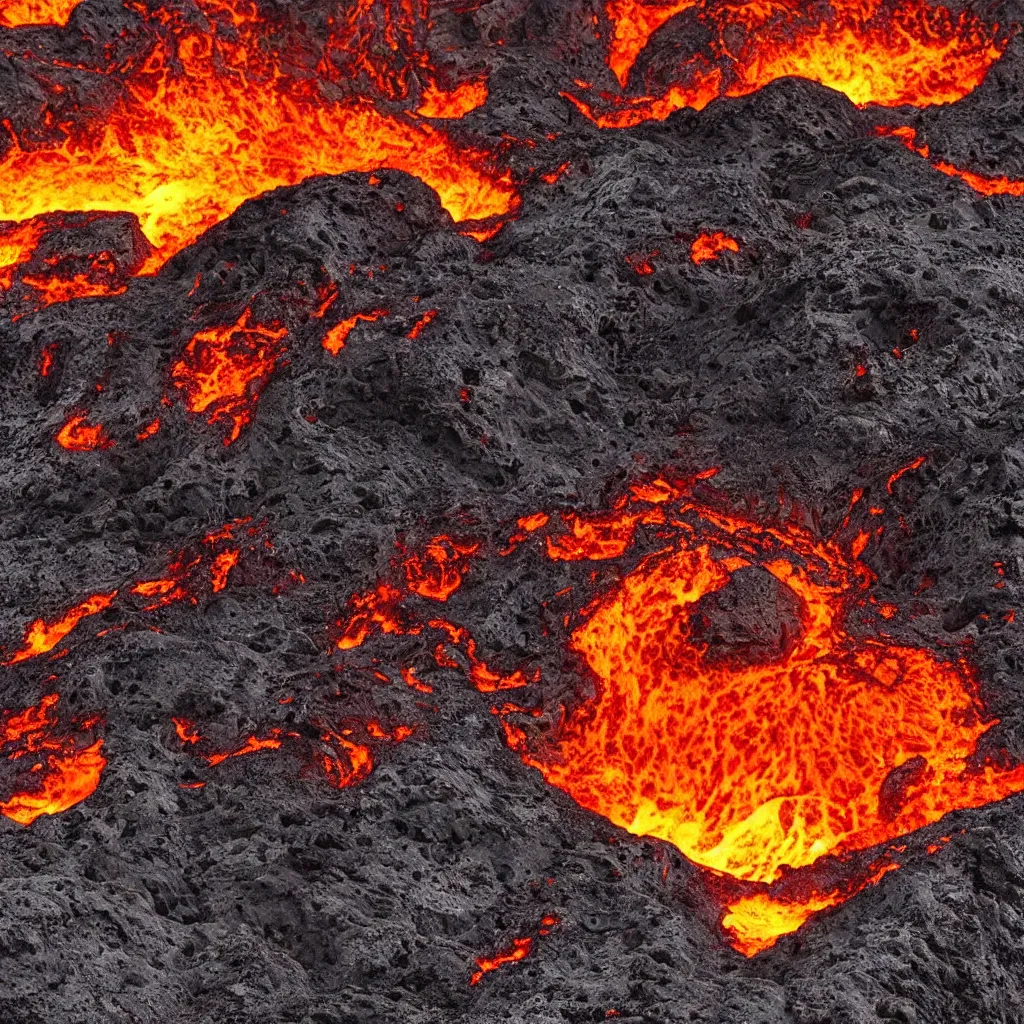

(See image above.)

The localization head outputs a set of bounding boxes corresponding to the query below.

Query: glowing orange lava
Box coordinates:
[205,730,284,767]
[406,308,438,340]
[0,693,105,826]
[210,549,239,592]
[470,936,533,985]
[722,861,898,955]
[0,0,518,288]
[4,589,118,665]
[605,0,700,86]
[876,125,1024,196]
[417,77,489,119]
[0,0,82,28]
[690,231,739,264]
[0,219,47,289]
[55,412,114,451]
[171,307,288,445]
[404,536,480,601]
[172,717,201,744]
[494,483,1024,954]
[569,0,1008,128]
[322,308,388,356]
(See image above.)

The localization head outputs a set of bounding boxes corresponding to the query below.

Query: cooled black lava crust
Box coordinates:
[1,1,1024,1021]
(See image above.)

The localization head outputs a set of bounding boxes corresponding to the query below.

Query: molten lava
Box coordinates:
[0,0,518,290]
[690,231,739,264]
[568,0,1008,127]
[56,412,114,451]
[876,126,1024,196]
[322,309,388,356]
[4,590,118,665]
[404,535,480,601]
[0,0,82,28]
[171,307,288,445]
[0,693,106,826]
[493,482,1024,952]
[470,936,533,986]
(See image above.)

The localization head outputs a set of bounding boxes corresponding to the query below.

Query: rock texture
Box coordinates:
[1,1,1024,1021]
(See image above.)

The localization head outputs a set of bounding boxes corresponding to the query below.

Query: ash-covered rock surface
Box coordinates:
[1,1,1024,1022]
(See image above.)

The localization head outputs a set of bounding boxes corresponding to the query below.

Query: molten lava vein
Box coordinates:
[876,125,1024,196]
[571,0,1008,127]
[0,0,518,283]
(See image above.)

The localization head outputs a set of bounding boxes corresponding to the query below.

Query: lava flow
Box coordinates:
[4,590,118,665]
[55,412,114,451]
[171,307,288,445]
[567,0,1009,127]
[0,692,106,826]
[876,126,1024,197]
[492,481,1024,953]
[690,231,739,264]
[0,0,81,28]
[0,0,519,301]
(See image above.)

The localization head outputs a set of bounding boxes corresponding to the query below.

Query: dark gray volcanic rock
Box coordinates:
[1,1,1024,1022]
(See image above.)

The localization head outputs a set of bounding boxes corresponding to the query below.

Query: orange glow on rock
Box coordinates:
[886,454,926,493]
[416,77,489,119]
[469,936,533,986]
[546,509,656,561]
[322,309,388,356]
[136,417,161,441]
[499,488,1024,954]
[569,0,1008,128]
[0,0,519,287]
[406,308,438,340]
[404,536,480,601]
[0,219,47,290]
[205,730,284,767]
[210,549,240,592]
[0,0,81,28]
[20,272,127,311]
[605,0,699,86]
[320,727,373,789]
[4,590,117,665]
[171,308,288,445]
[690,231,740,264]
[0,693,105,826]
[56,412,114,451]
[876,125,1024,196]
[172,717,201,744]
[722,861,899,955]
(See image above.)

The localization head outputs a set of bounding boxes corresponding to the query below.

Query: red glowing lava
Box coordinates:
[172,717,201,744]
[0,0,82,28]
[417,77,489,119]
[0,693,105,826]
[876,125,1024,196]
[4,590,118,665]
[322,309,389,356]
[0,0,518,297]
[470,936,533,986]
[690,231,739,264]
[406,308,438,340]
[204,730,284,767]
[494,481,1024,953]
[171,307,288,445]
[404,535,480,601]
[567,0,1009,128]
[55,412,114,451]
